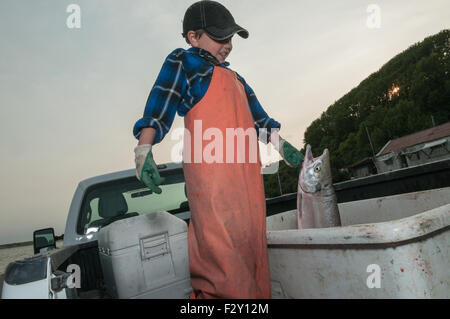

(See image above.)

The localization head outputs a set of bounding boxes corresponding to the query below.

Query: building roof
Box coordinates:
[377,121,450,156]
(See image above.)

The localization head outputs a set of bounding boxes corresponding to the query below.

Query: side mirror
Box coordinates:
[33,228,57,254]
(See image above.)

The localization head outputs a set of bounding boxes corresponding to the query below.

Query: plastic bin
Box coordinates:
[266,188,450,298]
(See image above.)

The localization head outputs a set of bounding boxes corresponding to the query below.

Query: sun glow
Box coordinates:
[388,85,400,100]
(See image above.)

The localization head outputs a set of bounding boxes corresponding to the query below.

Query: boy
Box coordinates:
[133,1,303,299]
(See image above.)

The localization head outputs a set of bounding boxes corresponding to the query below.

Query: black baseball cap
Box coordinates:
[182,1,249,41]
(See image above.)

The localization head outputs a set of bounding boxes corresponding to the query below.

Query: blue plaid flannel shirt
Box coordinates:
[133,47,281,144]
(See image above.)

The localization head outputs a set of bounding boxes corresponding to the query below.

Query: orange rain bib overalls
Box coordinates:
[182,66,271,299]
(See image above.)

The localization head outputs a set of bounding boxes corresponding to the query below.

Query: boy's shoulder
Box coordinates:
[160,48,187,65]
[167,48,186,58]
[165,48,201,63]
[164,48,215,73]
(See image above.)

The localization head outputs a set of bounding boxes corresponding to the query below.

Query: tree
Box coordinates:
[302,29,450,182]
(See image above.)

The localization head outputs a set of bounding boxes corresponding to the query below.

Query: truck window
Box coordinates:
[77,171,188,235]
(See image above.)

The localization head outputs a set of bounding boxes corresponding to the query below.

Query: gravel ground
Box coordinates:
[0,243,35,274]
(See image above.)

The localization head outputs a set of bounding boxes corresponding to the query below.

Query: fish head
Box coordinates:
[299,144,332,193]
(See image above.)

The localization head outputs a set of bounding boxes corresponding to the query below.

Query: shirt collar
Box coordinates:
[187,47,230,67]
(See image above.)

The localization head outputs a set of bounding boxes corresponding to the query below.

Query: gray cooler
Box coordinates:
[97,211,192,299]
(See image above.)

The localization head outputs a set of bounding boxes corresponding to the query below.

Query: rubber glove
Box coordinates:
[270,131,304,168]
[134,144,165,194]
[280,140,304,168]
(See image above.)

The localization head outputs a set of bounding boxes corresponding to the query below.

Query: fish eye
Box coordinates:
[314,166,321,172]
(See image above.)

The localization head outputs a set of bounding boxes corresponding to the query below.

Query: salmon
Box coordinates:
[297,145,341,229]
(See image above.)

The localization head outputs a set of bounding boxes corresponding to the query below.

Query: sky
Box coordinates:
[0,0,449,245]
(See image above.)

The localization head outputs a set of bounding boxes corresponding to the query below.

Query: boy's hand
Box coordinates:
[280,140,304,168]
[134,144,165,194]
[269,131,304,168]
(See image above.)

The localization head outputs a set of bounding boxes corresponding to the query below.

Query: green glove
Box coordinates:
[281,140,304,168]
[269,131,304,168]
[134,144,165,194]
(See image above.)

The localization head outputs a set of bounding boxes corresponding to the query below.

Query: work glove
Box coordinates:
[280,139,304,168]
[270,131,304,168]
[134,144,165,194]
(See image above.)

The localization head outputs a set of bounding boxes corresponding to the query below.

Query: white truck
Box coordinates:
[2,160,449,299]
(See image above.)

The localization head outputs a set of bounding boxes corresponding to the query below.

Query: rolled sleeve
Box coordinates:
[133,117,170,145]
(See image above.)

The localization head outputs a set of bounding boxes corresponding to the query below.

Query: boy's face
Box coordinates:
[188,31,233,63]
